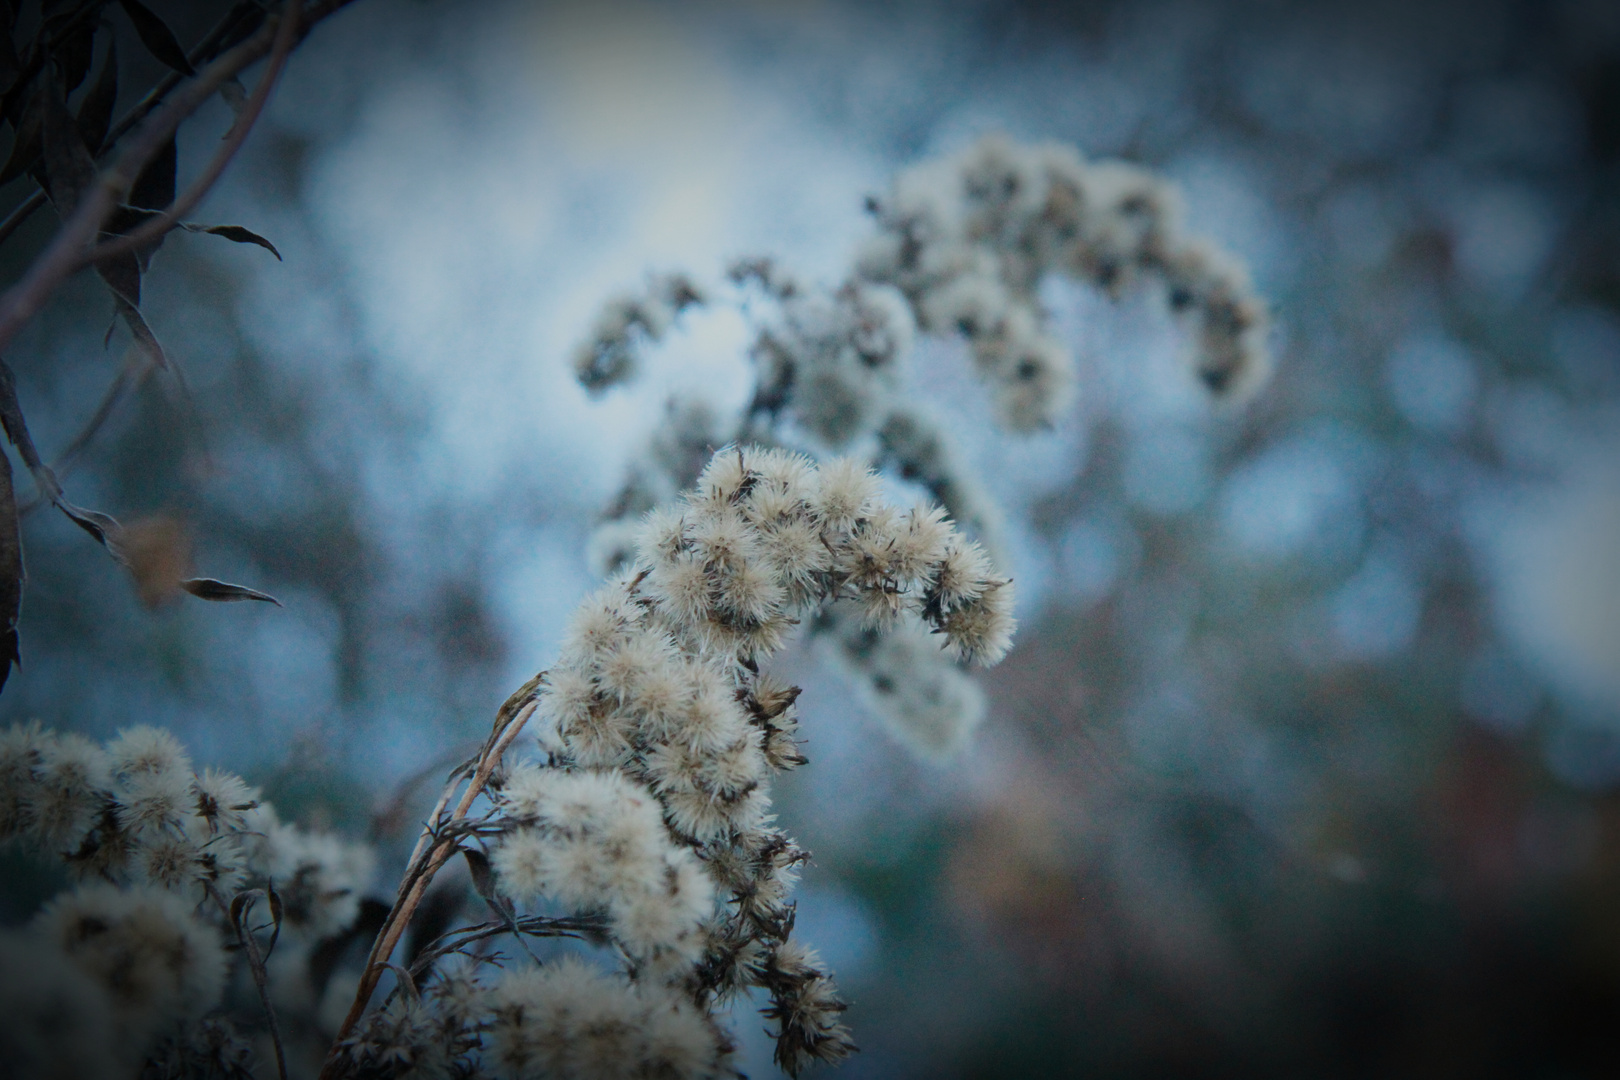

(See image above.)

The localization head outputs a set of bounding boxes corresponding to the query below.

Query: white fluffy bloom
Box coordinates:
[250,807,375,939]
[487,957,726,1079]
[0,931,125,1080]
[34,883,226,1046]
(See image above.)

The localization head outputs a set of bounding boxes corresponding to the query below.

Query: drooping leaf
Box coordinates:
[0,447,21,694]
[117,0,196,76]
[56,19,97,95]
[38,71,95,214]
[116,299,167,367]
[0,90,42,187]
[462,847,503,910]
[96,249,142,308]
[76,35,117,153]
[191,223,282,260]
[219,75,248,114]
[265,880,284,956]
[0,356,49,474]
[178,578,282,605]
[54,498,128,564]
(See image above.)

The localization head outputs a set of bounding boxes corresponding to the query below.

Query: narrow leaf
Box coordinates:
[57,21,96,95]
[196,224,281,260]
[55,498,129,565]
[97,251,143,309]
[76,36,118,153]
[265,880,284,956]
[0,356,48,473]
[0,97,40,187]
[179,578,282,606]
[382,962,420,1002]
[229,889,260,931]
[0,447,21,693]
[463,847,518,923]
[38,73,96,218]
[116,300,166,368]
[118,0,196,76]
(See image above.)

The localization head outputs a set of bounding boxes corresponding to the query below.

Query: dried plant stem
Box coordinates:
[86,0,299,264]
[0,0,359,359]
[211,886,289,1080]
[320,695,539,1077]
[0,4,265,251]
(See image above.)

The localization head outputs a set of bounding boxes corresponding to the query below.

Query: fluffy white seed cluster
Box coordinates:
[485,957,727,1080]
[569,138,1268,770]
[731,260,915,450]
[0,720,376,1077]
[574,271,705,394]
[857,133,1272,415]
[0,881,227,1079]
[480,446,1013,1074]
[0,722,372,931]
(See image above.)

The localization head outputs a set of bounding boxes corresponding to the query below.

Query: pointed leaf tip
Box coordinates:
[180,578,282,606]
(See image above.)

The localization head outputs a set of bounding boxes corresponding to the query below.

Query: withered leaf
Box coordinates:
[55,498,129,565]
[56,20,97,95]
[76,36,118,153]
[118,0,196,76]
[0,356,49,473]
[38,74,95,214]
[179,578,282,606]
[117,300,168,369]
[191,224,282,260]
[219,75,248,114]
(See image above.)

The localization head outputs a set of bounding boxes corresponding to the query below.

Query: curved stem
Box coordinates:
[320,698,538,1076]
[86,0,299,265]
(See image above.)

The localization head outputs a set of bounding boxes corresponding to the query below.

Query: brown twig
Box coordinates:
[0,4,265,251]
[320,696,539,1077]
[212,886,290,1080]
[0,0,360,360]
[15,347,147,517]
[85,0,300,266]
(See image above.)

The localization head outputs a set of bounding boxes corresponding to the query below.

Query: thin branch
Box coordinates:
[15,349,145,517]
[213,886,289,1080]
[0,0,360,360]
[0,4,264,251]
[86,0,300,265]
[407,914,609,981]
[320,698,538,1078]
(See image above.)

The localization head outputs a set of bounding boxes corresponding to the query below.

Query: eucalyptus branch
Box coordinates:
[0,0,359,360]
[0,3,264,251]
[85,0,299,265]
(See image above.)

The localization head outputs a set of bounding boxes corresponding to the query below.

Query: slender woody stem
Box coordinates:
[0,0,360,359]
[320,699,537,1076]
[86,0,299,264]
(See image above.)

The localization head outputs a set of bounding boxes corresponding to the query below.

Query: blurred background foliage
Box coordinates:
[4,0,1620,1076]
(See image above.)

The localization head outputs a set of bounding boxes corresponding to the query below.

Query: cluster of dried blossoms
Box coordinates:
[0,446,1012,1079]
[465,445,1008,1076]
[578,134,1270,760]
[0,722,373,1078]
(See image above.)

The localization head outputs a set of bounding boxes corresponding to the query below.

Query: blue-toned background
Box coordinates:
[4,1,1618,1075]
